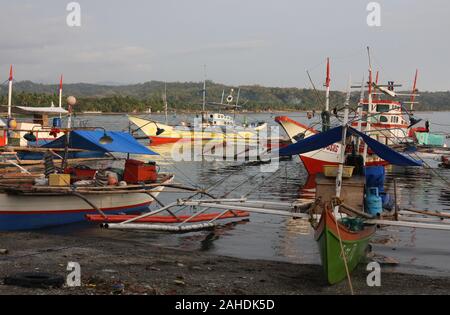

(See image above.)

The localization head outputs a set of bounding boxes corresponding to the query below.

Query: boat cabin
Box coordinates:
[0,105,68,147]
[205,113,235,126]
[351,99,409,145]
[359,100,408,126]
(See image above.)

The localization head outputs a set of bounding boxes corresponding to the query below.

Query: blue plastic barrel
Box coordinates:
[365,187,382,216]
[365,166,385,193]
[53,117,62,128]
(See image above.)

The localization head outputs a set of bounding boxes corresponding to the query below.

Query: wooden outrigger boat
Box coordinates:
[128,80,267,146]
[0,129,177,231]
[275,56,436,175]
[0,174,174,231]
[1,67,67,147]
[128,114,267,146]
[314,203,376,284]
[279,86,424,285]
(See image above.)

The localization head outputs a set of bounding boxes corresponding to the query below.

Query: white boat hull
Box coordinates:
[0,176,173,231]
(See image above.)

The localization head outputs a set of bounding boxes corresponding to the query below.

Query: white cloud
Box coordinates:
[171,39,270,55]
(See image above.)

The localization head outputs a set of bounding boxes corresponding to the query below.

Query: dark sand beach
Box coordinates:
[1,231,449,295]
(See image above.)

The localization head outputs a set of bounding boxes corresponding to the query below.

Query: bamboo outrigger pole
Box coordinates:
[334,75,352,216]
[59,75,63,119]
[7,65,13,119]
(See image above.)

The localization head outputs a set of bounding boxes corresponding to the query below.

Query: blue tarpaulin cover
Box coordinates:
[279,126,343,156]
[279,126,422,167]
[43,130,158,155]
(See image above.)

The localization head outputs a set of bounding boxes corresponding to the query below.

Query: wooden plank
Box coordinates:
[367,219,450,231]
[402,208,450,219]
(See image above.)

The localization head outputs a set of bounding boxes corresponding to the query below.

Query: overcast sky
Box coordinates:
[1,0,449,91]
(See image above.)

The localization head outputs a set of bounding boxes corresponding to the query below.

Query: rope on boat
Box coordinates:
[6,160,31,174]
[329,200,354,295]
[44,151,56,177]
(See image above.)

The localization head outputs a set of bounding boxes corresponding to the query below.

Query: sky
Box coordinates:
[0,0,449,91]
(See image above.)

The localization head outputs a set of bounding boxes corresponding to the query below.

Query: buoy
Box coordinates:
[7,118,17,129]
[67,96,77,106]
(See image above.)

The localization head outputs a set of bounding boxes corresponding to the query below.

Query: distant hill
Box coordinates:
[0,80,449,112]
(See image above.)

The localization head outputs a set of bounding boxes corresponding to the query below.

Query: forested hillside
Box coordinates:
[1,80,449,112]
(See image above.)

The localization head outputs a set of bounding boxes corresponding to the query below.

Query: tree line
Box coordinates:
[0,81,449,112]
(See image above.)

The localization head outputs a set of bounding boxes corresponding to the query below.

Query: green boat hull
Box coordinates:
[315,210,375,285]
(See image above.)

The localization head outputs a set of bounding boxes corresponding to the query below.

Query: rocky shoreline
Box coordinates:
[0,231,449,295]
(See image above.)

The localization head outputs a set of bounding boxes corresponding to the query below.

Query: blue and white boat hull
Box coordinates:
[0,178,172,231]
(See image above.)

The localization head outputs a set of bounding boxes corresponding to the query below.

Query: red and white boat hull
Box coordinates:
[275,116,384,175]
[275,116,341,175]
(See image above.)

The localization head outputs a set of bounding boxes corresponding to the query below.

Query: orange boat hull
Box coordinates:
[86,210,250,223]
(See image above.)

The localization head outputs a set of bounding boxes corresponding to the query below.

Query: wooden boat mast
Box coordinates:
[202,65,207,125]
[325,57,330,112]
[59,75,63,119]
[163,82,168,125]
[334,76,351,216]
[362,47,373,164]
[7,65,13,119]
[356,74,365,149]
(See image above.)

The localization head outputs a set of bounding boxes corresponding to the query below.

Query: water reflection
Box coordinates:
[47,113,450,275]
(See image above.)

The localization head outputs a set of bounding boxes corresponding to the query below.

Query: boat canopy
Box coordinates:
[279,125,422,167]
[43,130,158,155]
[0,105,68,115]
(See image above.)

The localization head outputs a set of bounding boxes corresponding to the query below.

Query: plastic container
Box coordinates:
[49,174,71,186]
[123,159,158,184]
[323,165,354,178]
[365,166,385,193]
[52,117,62,128]
[415,132,445,147]
[0,131,6,147]
[365,187,382,216]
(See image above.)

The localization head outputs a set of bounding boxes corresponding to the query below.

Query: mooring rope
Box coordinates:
[329,200,355,295]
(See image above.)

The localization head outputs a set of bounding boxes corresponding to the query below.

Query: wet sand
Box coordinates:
[0,231,449,295]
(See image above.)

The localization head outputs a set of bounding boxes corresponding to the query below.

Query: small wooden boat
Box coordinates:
[0,128,177,231]
[274,115,386,174]
[0,173,174,231]
[279,91,423,285]
[275,59,423,175]
[128,83,267,146]
[129,115,267,146]
[0,68,66,147]
[314,203,375,284]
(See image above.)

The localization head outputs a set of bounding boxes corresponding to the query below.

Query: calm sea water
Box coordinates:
[51,111,450,277]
